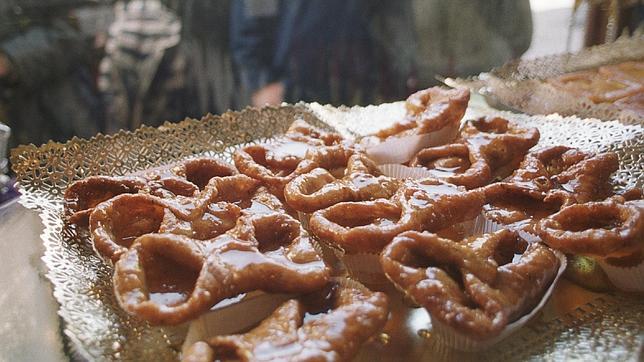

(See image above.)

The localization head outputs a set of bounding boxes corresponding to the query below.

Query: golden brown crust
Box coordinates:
[89,174,265,263]
[65,157,241,226]
[183,281,389,362]
[547,61,644,104]
[64,176,149,226]
[508,146,619,203]
[113,212,329,325]
[482,182,571,234]
[537,198,644,258]
[233,120,347,198]
[409,143,493,189]
[381,230,560,339]
[460,116,540,179]
[284,153,402,213]
[90,193,172,262]
[309,178,485,254]
[376,87,469,139]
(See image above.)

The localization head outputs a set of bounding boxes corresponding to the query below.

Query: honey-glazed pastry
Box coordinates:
[548,64,643,104]
[65,157,241,225]
[537,195,644,292]
[90,174,263,262]
[181,280,388,362]
[597,61,644,85]
[284,153,402,213]
[482,182,572,234]
[64,176,149,226]
[113,212,329,325]
[460,116,540,179]
[145,157,239,198]
[89,193,242,262]
[309,199,412,254]
[234,120,346,197]
[165,157,238,190]
[309,178,484,254]
[508,146,618,203]
[409,143,492,189]
[375,87,469,139]
[381,229,560,340]
[536,197,643,259]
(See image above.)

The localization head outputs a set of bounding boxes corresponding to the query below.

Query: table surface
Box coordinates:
[0,200,66,362]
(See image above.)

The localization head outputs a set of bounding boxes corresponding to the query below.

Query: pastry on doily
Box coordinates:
[549,60,644,104]
[537,196,643,258]
[381,229,560,347]
[309,178,484,255]
[460,116,540,179]
[234,121,345,197]
[90,174,279,262]
[65,157,241,225]
[536,193,644,292]
[375,87,469,140]
[113,212,329,325]
[481,182,573,235]
[285,153,402,213]
[182,279,388,362]
[409,143,492,189]
[64,176,149,226]
[508,146,618,203]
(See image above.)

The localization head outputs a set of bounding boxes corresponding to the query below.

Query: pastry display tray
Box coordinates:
[10,102,644,361]
[446,34,644,124]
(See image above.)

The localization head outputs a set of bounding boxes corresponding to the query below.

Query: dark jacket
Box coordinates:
[230,0,377,106]
[0,1,102,148]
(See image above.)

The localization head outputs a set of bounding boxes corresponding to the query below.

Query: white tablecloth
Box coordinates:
[0,200,66,361]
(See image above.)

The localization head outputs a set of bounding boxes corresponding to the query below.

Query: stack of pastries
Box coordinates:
[547,60,644,114]
[64,87,643,359]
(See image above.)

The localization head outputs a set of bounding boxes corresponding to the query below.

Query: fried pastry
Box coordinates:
[284,153,402,213]
[381,230,560,339]
[64,176,149,226]
[482,182,571,234]
[90,174,264,262]
[548,66,643,104]
[461,116,540,179]
[375,87,470,139]
[508,146,618,203]
[113,212,329,325]
[65,157,242,225]
[409,143,493,189]
[182,280,388,362]
[167,157,238,190]
[233,121,344,197]
[309,178,484,253]
[537,197,643,258]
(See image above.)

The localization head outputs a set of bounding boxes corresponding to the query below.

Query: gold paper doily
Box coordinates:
[11,103,644,361]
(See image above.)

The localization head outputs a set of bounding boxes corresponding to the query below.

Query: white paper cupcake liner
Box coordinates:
[427,250,567,351]
[332,249,390,286]
[181,291,293,355]
[598,258,644,292]
[471,213,542,243]
[470,213,505,236]
[181,277,373,356]
[378,164,435,179]
[365,124,460,165]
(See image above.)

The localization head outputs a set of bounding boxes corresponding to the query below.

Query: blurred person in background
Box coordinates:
[230,0,378,107]
[410,0,533,87]
[99,0,234,133]
[0,0,103,148]
[231,0,532,107]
